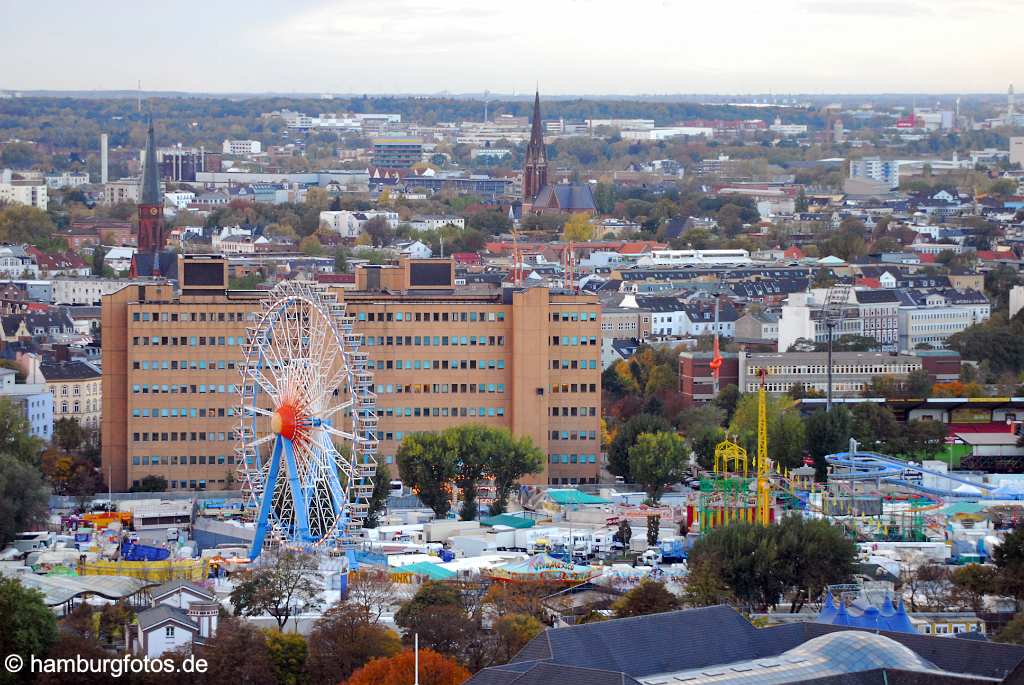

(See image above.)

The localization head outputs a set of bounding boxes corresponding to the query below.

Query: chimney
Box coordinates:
[100,133,109,185]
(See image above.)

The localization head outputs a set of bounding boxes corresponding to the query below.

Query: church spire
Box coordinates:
[141,116,161,206]
[523,89,548,202]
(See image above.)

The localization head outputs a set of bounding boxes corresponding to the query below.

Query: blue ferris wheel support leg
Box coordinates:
[250,436,284,560]
[283,438,312,543]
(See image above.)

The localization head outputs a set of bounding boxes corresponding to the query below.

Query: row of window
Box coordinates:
[358,310,506,323]
[132,335,243,347]
[550,383,599,394]
[369,359,505,371]
[376,383,505,394]
[132,311,252,323]
[550,336,599,346]
[51,383,99,396]
[133,431,235,442]
[132,384,237,395]
[550,430,598,441]
[132,454,236,466]
[548,454,600,464]
[133,360,237,371]
[131,408,234,418]
[378,406,506,421]
[549,407,599,417]
[551,359,599,370]
[133,479,227,490]
[365,335,505,347]
[550,312,599,322]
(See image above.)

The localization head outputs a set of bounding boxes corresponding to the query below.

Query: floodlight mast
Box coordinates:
[822,284,852,413]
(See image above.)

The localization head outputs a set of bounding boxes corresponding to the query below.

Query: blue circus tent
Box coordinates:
[816,593,916,633]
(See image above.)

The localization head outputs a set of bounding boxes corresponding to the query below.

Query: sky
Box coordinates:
[3,0,1022,95]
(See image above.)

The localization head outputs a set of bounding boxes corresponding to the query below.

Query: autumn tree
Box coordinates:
[394,582,475,657]
[195,617,278,685]
[263,630,307,685]
[562,212,594,241]
[229,550,324,629]
[306,603,401,683]
[346,569,397,624]
[607,413,672,481]
[494,613,544,662]
[345,648,470,685]
[612,580,681,618]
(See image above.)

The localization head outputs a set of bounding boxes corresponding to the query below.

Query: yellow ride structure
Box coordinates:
[714,438,748,477]
[755,368,771,526]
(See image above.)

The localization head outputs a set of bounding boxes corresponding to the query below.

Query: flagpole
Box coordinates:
[414,633,420,685]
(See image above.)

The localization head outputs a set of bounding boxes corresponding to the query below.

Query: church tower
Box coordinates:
[137,118,164,254]
[523,90,548,202]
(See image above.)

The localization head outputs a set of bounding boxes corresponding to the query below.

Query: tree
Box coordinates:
[262,630,307,685]
[363,216,393,247]
[52,417,88,452]
[394,582,474,657]
[950,564,998,613]
[298,234,325,256]
[450,424,496,520]
[307,603,401,683]
[346,569,397,624]
[129,474,167,492]
[230,550,324,629]
[0,578,58,684]
[997,612,1024,645]
[612,580,681,618]
[396,431,458,518]
[613,519,632,551]
[646,514,661,546]
[906,420,947,459]
[607,414,672,481]
[728,394,806,470]
[0,399,48,548]
[345,648,470,685]
[993,526,1024,609]
[851,403,902,455]
[195,617,278,685]
[364,459,391,528]
[0,205,61,251]
[804,408,852,478]
[494,613,544,662]
[771,515,857,612]
[683,560,733,607]
[562,212,594,241]
[490,434,544,515]
[628,432,688,502]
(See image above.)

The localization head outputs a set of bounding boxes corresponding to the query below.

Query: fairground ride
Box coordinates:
[236,281,378,559]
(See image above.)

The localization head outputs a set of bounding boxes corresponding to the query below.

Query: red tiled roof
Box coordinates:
[315,273,355,284]
[855,277,882,289]
[917,253,937,264]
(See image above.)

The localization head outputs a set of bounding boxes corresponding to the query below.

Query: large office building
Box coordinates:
[371,138,424,168]
[102,256,602,492]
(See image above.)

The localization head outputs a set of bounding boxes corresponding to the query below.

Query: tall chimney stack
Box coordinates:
[100,133,109,184]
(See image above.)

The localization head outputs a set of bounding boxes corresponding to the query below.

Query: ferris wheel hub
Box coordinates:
[271,403,300,440]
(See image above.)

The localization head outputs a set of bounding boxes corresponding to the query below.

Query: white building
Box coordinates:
[636,249,752,267]
[1010,285,1024,319]
[769,119,808,136]
[103,179,140,205]
[395,240,432,259]
[0,177,48,209]
[850,158,901,190]
[0,245,38,277]
[164,190,196,209]
[44,171,90,189]
[130,581,219,658]
[1010,137,1024,167]
[222,139,262,156]
[409,215,465,231]
[897,291,990,352]
[52,276,137,305]
[103,247,136,273]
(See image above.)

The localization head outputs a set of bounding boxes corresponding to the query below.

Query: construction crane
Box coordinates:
[756,368,772,526]
[822,283,852,412]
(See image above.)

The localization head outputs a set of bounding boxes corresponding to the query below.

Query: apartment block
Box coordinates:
[102,256,602,491]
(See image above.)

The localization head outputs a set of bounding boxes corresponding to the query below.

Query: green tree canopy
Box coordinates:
[612,580,681,618]
[628,432,688,502]
[607,413,672,480]
[728,394,806,470]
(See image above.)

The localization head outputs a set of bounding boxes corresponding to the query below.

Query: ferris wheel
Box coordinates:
[236,280,377,559]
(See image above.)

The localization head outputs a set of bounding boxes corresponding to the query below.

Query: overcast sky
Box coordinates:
[3,0,1021,94]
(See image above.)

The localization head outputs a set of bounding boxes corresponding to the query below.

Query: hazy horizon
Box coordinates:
[3,0,1021,95]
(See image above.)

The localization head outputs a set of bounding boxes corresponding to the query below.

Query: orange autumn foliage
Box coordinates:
[344,648,470,685]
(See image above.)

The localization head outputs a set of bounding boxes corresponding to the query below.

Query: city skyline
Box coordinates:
[2,0,1022,95]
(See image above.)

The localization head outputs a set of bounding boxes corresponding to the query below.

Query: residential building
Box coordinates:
[636,249,752,267]
[734,310,779,341]
[678,351,740,405]
[0,245,38,278]
[1011,137,1024,167]
[0,176,48,209]
[221,139,261,156]
[371,138,423,168]
[103,179,140,205]
[1011,285,1024,319]
[44,170,90,189]
[102,256,602,491]
[129,580,219,658]
[40,359,102,430]
[850,157,901,189]
[600,303,652,341]
[0,367,53,440]
[409,215,464,231]
[897,290,990,352]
